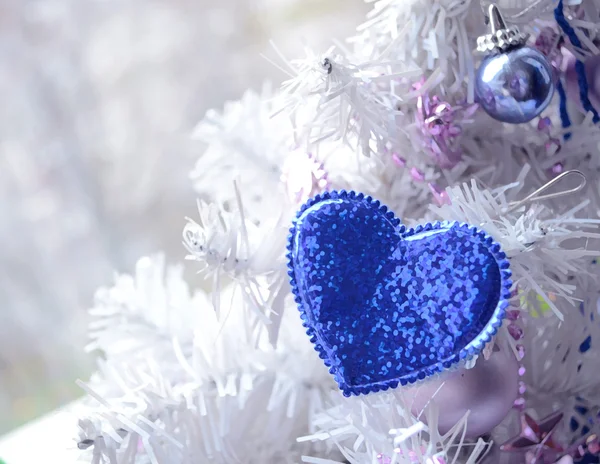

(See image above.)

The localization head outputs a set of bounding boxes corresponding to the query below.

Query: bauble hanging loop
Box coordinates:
[475,4,555,124]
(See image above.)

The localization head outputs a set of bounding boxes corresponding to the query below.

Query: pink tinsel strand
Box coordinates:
[413,80,478,169]
[428,182,451,207]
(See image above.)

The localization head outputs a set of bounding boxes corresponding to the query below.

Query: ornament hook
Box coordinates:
[488,4,507,34]
[476,3,529,54]
[505,170,587,213]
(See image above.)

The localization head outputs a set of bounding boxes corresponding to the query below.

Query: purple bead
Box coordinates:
[514,397,526,410]
[516,344,525,360]
[519,381,527,395]
[475,46,555,124]
[508,323,524,340]
[552,162,564,175]
[506,309,521,321]
[538,116,552,132]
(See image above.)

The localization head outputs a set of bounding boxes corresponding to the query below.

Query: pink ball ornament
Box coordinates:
[564,53,600,111]
[403,344,519,438]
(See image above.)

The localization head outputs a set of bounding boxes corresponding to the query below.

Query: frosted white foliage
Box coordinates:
[299,391,490,464]
[276,45,420,158]
[76,0,600,463]
[352,0,481,100]
[191,84,294,221]
[432,166,600,319]
[182,197,286,278]
[182,185,290,331]
[76,255,336,464]
[87,254,204,361]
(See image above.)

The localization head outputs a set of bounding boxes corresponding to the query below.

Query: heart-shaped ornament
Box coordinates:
[287,191,512,396]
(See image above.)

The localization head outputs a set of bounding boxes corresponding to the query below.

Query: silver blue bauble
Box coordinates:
[475,46,555,124]
[475,3,555,124]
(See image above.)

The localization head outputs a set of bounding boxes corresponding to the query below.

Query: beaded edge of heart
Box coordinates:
[286,190,513,397]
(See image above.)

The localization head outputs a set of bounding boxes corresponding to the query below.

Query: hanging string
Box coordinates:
[554,0,600,124]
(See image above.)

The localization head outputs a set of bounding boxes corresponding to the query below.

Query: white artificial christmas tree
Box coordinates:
[74,1,600,463]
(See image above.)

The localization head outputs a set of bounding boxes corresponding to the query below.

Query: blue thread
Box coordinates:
[554,0,600,123]
[286,191,512,396]
[557,80,572,139]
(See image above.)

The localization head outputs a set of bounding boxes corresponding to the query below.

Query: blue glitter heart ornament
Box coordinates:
[286,191,512,396]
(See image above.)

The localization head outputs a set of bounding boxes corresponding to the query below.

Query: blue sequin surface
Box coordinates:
[287,191,512,396]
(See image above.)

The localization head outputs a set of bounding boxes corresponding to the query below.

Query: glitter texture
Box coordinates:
[286,191,512,396]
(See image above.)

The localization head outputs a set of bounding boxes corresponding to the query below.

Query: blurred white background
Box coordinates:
[0,0,367,434]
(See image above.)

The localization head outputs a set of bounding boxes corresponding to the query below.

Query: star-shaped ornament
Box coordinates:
[501,411,565,463]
